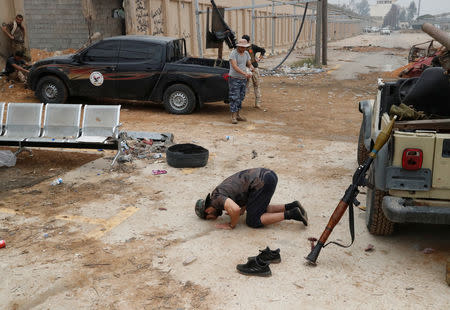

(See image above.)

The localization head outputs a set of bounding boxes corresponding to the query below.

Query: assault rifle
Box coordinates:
[306,116,397,265]
[210,0,237,49]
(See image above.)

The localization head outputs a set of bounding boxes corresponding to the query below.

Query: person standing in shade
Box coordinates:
[228,38,254,124]
[242,35,266,110]
[1,14,30,61]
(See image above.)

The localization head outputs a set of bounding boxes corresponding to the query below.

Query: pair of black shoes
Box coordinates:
[236,247,281,277]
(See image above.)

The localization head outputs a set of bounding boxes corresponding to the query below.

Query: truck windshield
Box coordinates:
[166,39,186,62]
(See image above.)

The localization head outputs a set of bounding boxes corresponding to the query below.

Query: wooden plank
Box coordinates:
[394,119,450,131]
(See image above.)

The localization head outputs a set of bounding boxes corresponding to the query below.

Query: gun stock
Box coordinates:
[306,116,396,266]
[306,200,349,265]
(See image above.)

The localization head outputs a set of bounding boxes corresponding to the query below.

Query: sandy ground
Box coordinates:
[1,31,449,309]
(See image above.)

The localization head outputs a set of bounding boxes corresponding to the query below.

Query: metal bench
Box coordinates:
[0,103,123,165]
[0,103,43,141]
[0,103,173,166]
[27,104,82,143]
[77,105,121,143]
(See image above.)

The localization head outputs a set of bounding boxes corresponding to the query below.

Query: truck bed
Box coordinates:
[179,57,229,69]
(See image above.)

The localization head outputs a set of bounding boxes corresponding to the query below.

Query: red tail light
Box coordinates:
[402,148,423,170]
[223,73,230,81]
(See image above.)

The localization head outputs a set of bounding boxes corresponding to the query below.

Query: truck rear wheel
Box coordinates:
[163,84,196,114]
[357,120,370,165]
[366,168,395,235]
[36,75,68,103]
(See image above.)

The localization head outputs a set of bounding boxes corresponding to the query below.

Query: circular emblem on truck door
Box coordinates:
[89,71,104,86]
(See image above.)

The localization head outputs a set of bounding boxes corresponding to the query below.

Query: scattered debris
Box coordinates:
[50,178,63,186]
[0,150,17,167]
[293,282,304,289]
[158,207,167,211]
[262,65,325,78]
[43,233,49,238]
[423,248,435,254]
[365,244,375,252]
[83,263,111,268]
[0,240,6,249]
[251,150,258,159]
[183,256,197,266]
[357,205,366,211]
[405,287,414,291]
[117,154,132,163]
[120,134,173,162]
[152,170,167,175]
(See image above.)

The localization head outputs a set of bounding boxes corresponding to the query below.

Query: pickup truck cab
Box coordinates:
[358,67,450,235]
[28,36,230,114]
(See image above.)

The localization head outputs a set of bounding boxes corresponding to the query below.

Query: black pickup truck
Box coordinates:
[27,36,230,114]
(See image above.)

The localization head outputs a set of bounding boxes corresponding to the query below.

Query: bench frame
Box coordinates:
[0,103,124,166]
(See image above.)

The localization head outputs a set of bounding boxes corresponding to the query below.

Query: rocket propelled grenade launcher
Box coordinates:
[306,116,397,266]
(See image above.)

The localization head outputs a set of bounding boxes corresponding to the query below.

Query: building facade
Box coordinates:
[1,0,364,61]
[370,0,397,18]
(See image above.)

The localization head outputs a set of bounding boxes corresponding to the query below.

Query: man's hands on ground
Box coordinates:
[215,223,232,230]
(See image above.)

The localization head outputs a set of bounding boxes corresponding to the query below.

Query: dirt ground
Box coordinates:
[1,32,449,309]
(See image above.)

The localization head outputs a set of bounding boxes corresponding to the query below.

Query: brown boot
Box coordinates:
[231,112,238,124]
[236,111,247,122]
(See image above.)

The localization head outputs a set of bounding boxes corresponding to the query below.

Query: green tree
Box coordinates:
[356,0,370,16]
[407,1,417,21]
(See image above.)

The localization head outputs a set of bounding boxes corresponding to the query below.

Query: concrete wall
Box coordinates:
[23,0,123,51]
[1,0,363,63]
[123,0,363,58]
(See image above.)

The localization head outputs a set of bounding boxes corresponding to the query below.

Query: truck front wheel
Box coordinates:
[366,168,395,235]
[163,84,196,114]
[36,76,68,103]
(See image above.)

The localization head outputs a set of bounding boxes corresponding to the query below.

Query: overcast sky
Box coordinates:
[329,0,450,15]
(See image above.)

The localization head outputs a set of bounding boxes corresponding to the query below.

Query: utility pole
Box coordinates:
[315,0,322,65]
[417,0,421,18]
[251,0,255,41]
[322,0,327,65]
[272,0,275,55]
[194,0,203,57]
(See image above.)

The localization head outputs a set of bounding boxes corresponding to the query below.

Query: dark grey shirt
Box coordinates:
[210,168,272,212]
